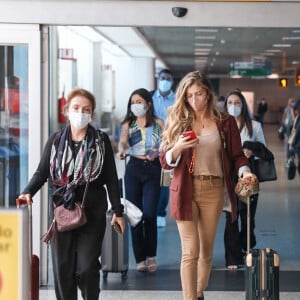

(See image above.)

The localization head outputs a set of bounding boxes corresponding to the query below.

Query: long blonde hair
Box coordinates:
[161,71,222,150]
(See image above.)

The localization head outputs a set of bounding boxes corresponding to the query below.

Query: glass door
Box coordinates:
[0,45,28,207]
[0,25,41,209]
[0,24,44,282]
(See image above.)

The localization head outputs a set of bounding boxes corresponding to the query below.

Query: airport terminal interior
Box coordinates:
[1,1,300,300]
[39,124,300,299]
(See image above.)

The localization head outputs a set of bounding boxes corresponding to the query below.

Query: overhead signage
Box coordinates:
[229,60,272,77]
[229,68,272,77]
[230,61,268,70]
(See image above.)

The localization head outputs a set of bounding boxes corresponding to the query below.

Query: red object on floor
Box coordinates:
[31,254,39,300]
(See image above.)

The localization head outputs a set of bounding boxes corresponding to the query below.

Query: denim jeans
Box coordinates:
[124,156,161,263]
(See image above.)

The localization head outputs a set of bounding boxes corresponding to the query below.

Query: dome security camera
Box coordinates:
[172,7,188,18]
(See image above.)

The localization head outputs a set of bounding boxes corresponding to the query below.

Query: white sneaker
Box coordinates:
[157,216,166,227]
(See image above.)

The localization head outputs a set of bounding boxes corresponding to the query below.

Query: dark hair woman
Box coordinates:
[223,89,265,269]
[117,88,164,273]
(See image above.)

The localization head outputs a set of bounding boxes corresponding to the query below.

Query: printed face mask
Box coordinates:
[158,80,172,93]
[131,103,147,117]
[227,104,242,118]
[68,112,91,130]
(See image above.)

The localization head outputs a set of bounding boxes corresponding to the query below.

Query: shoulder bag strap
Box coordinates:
[81,163,93,208]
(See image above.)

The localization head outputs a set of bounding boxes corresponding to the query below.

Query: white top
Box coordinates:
[240,120,265,145]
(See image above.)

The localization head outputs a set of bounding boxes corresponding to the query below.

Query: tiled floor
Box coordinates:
[40,289,300,300]
[41,124,300,299]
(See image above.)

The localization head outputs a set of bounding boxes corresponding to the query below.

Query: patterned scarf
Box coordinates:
[50,124,105,207]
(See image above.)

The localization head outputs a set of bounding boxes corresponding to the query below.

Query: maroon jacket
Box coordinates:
[160,114,249,222]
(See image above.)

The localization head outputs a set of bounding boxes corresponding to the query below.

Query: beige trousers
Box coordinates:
[176,177,224,300]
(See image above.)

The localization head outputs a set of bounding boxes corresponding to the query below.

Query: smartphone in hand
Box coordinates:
[182,130,197,141]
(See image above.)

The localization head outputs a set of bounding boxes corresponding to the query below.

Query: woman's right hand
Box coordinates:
[174,134,198,152]
[170,134,198,162]
[17,193,32,205]
[111,214,126,234]
[116,151,126,160]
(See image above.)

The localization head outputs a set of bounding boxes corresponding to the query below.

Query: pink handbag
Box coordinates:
[41,166,92,243]
[54,202,87,232]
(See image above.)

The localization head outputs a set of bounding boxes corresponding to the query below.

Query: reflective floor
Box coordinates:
[41,124,300,299]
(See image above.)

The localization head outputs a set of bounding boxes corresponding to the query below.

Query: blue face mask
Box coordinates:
[158,80,172,93]
[228,104,242,117]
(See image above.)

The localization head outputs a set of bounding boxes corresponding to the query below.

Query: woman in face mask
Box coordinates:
[117,88,164,272]
[18,88,125,300]
[159,73,253,300]
[223,90,265,270]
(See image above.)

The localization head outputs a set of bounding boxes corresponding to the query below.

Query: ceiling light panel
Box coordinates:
[272,44,291,47]
[265,49,282,52]
[282,36,300,40]
[194,48,211,52]
[195,36,216,40]
[194,28,219,33]
[194,43,213,47]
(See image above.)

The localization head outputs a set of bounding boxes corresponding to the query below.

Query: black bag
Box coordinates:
[252,158,277,182]
[278,124,285,140]
[286,156,296,180]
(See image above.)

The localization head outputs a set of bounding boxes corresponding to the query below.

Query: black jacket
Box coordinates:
[243,141,274,161]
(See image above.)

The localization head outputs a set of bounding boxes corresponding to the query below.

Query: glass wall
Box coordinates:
[0,45,28,207]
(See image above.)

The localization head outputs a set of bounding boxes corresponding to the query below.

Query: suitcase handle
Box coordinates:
[16,197,32,208]
[246,195,250,254]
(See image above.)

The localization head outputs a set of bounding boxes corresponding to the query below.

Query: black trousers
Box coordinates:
[224,194,259,266]
[224,211,243,266]
[239,194,258,251]
[50,193,107,300]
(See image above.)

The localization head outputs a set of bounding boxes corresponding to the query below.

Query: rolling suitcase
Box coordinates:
[16,198,39,300]
[245,195,280,300]
[101,155,129,277]
[101,210,129,277]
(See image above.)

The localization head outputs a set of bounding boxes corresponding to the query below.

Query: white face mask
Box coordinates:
[68,112,91,130]
[228,104,242,118]
[131,103,147,117]
[158,80,172,93]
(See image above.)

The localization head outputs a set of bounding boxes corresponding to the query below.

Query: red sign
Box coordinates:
[59,48,74,60]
